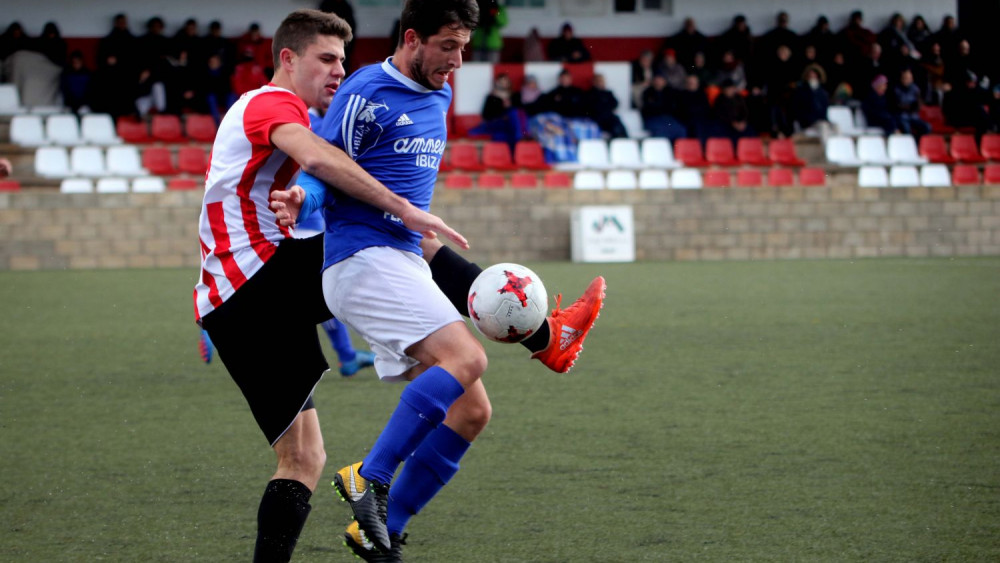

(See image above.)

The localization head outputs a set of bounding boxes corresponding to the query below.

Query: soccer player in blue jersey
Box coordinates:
[271,1,604,559]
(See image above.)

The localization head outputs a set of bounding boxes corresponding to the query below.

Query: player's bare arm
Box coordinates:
[269,122,469,249]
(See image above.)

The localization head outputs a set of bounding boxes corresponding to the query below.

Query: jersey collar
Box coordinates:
[381,57,434,94]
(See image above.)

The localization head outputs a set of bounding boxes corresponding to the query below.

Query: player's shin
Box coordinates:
[387,424,470,535]
[253,479,312,563]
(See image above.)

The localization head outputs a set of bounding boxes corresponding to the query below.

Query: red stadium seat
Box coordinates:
[142,147,177,175]
[510,173,538,188]
[981,134,1000,161]
[984,164,1000,184]
[918,134,955,164]
[0,179,21,191]
[767,167,795,187]
[950,165,980,186]
[949,134,987,164]
[444,172,473,189]
[450,144,485,172]
[185,114,217,143]
[561,62,594,89]
[482,142,518,171]
[167,177,200,190]
[542,171,571,188]
[919,105,955,134]
[514,141,550,171]
[768,138,805,167]
[705,138,739,167]
[151,115,186,143]
[737,137,773,166]
[477,172,506,189]
[798,167,826,186]
[177,146,208,175]
[117,117,152,143]
[451,114,487,139]
[703,169,731,187]
[735,168,763,187]
[674,138,709,167]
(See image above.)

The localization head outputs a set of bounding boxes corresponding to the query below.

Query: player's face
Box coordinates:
[409,25,471,91]
[290,35,346,111]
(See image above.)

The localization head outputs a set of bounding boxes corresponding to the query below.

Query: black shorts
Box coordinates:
[201,235,333,446]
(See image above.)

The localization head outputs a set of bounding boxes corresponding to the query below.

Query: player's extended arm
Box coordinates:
[270,123,469,250]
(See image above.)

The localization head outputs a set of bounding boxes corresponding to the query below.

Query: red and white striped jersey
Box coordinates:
[193,84,310,322]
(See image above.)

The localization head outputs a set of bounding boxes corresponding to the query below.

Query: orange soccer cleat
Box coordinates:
[531,276,606,373]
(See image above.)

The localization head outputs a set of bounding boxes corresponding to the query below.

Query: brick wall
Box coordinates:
[1,185,999,271]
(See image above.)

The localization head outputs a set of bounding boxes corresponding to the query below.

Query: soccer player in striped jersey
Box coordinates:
[193,10,466,562]
[273,1,605,559]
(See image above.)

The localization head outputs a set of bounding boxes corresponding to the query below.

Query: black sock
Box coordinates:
[253,479,312,563]
[429,246,551,353]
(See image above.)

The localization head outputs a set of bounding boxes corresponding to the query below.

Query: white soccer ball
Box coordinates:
[467,263,548,343]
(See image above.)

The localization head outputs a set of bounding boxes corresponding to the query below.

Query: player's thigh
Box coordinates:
[406,321,487,386]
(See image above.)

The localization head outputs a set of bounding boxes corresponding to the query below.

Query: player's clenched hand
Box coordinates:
[400,207,469,250]
[270,186,304,227]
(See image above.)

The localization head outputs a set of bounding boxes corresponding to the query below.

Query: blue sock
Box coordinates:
[360,366,465,485]
[387,424,470,535]
[322,318,356,364]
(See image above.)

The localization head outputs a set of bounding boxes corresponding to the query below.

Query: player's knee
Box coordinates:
[279,444,326,478]
[454,347,488,383]
[460,396,492,434]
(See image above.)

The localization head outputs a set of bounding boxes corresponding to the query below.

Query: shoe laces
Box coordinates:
[550,293,564,317]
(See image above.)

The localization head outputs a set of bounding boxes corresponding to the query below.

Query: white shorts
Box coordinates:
[321,246,464,381]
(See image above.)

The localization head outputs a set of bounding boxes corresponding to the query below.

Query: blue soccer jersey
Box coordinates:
[298,58,452,269]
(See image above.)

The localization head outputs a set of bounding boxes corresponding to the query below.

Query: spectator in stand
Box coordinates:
[89,53,138,119]
[931,15,962,64]
[851,42,886,101]
[547,22,590,63]
[230,48,269,96]
[675,74,715,142]
[471,0,507,63]
[203,21,236,75]
[839,10,876,67]
[942,70,989,136]
[713,50,746,91]
[631,49,656,109]
[945,40,982,90]
[803,15,837,67]
[0,158,11,178]
[657,48,687,91]
[97,14,136,72]
[763,44,799,138]
[519,74,544,115]
[470,73,527,149]
[715,15,752,67]
[0,22,31,63]
[668,17,708,70]
[758,11,800,64]
[861,75,898,136]
[826,52,854,105]
[689,52,713,90]
[37,22,67,68]
[920,42,947,104]
[907,15,932,54]
[137,17,172,80]
[640,73,686,141]
[713,78,754,142]
[879,14,920,61]
[173,19,203,65]
[203,53,235,124]
[989,85,1000,133]
[236,23,273,77]
[165,48,205,115]
[891,68,930,137]
[523,27,544,62]
[319,0,357,70]
[791,64,830,135]
[61,50,92,114]
[584,73,628,139]
[544,69,587,118]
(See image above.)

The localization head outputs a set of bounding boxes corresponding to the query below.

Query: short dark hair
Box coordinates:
[272,9,354,68]
[397,0,479,47]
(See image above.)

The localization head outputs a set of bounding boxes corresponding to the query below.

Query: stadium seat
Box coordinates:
[59,178,94,193]
[117,117,153,143]
[30,105,64,115]
[542,171,571,188]
[80,113,121,145]
[133,176,168,193]
[922,164,956,187]
[0,83,24,114]
[451,114,486,139]
[151,114,186,143]
[825,136,862,166]
[573,170,605,190]
[827,105,865,136]
[705,138,739,167]
[798,167,827,186]
[767,167,795,187]
[736,168,763,187]
[609,138,643,169]
[96,177,130,193]
[0,179,22,191]
[857,135,893,165]
[177,146,209,175]
[510,173,538,188]
[450,144,485,172]
[703,169,731,188]
[674,138,709,167]
[34,146,71,178]
[888,165,920,187]
[163,177,197,191]
[184,114,217,143]
[576,139,611,169]
[670,168,703,189]
[105,145,147,176]
[638,169,669,189]
[918,134,954,164]
[736,137,772,166]
[980,133,1000,161]
[618,109,648,138]
[886,134,928,165]
[984,164,1000,184]
[444,172,473,189]
[640,138,681,169]
[477,172,506,189]
[481,142,517,171]
[768,138,806,167]
[46,114,83,146]
[919,105,954,134]
[858,166,889,188]
[606,170,637,190]
[514,141,550,171]
[10,114,46,146]
[949,134,987,164]
[142,147,177,175]
[852,107,884,135]
[70,146,107,177]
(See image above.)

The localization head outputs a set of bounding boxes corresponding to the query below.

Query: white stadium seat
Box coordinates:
[131,176,167,193]
[81,113,122,145]
[0,84,24,114]
[105,145,147,176]
[609,138,643,169]
[889,165,920,187]
[919,164,952,187]
[640,138,681,169]
[638,169,669,189]
[825,136,863,166]
[858,165,889,188]
[857,135,893,165]
[10,114,46,146]
[573,170,605,190]
[96,177,130,193]
[606,170,637,190]
[34,146,71,177]
[59,178,94,193]
[670,168,703,189]
[887,134,928,165]
[70,146,107,177]
[575,139,611,169]
[45,114,83,146]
